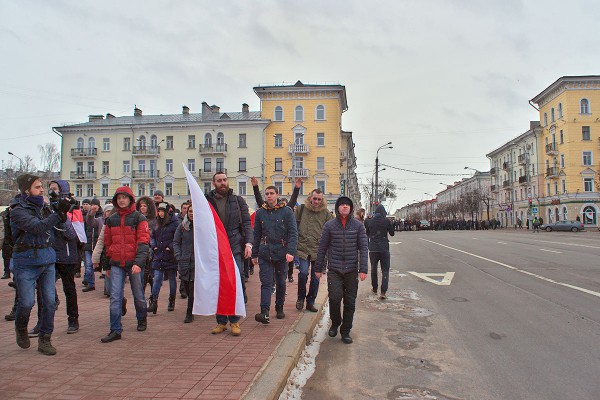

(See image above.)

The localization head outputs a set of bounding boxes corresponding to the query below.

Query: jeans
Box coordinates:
[84,250,95,287]
[297,257,319,305]
[109,265,147,333]
[104,274,111,296]
[55,263,79,322]
[328,269,358,335]
[216,253,245,324]
[369,251,390,294]
[13,263,56,335]
[258,258,287,311]
[151,269,177,298]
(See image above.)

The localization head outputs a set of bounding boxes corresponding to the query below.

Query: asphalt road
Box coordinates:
[301,229,600,400]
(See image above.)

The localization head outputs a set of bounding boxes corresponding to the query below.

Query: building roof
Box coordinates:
[530,75,600,104]
[485,122,540,158]
[253,80,348,111]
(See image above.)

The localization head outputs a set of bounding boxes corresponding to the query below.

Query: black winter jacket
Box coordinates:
[252,201,298,261]
[173,216,195,281]
[364,204,395,252]
[206,189,253,257]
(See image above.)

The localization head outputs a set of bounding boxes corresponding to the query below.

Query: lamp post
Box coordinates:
[8,152,24,172]
[374,142,392,213]
[370,167,385,213]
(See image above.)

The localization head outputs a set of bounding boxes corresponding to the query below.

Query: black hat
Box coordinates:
[17,173,40,194]
[82,199,91,205]
[153,190,164,198]
[91,198,101,207]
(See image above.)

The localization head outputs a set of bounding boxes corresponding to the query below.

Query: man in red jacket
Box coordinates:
[101,186,150,343]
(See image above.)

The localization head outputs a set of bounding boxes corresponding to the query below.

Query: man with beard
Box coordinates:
[205,172,253,336]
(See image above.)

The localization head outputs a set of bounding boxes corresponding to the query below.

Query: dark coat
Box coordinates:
[252,200,298,261]
[50,180,79,264]
[364,204,395,252]
[206,189,253,257]
[173,216,194,281]
[84,209,103,252]
[150,213,179,271]
[1,208,14,260]
[315,196,368,274]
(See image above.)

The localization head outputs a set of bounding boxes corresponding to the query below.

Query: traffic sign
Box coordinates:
[532,207,538,214]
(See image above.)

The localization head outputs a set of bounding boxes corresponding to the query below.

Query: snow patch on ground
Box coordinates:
[278,303,331,400]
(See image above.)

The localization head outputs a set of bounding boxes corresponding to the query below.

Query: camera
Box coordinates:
[48,189,78,213]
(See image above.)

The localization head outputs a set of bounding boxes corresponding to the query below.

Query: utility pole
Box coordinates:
[374,142,392,213]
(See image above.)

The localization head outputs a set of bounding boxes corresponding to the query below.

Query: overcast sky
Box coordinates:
[1,0,599,210]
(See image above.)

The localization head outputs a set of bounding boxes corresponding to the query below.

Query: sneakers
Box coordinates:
[230,322,241,336]
[211,324,228,334]
[101,331,121,343]
[38,334,56,355]
[295,300,304,310]
[82,285,95,292]
[380,291,387,300]
[306,303,318,313]
[28,325,40,338]
[122,298,127,316]
[254,309,270,324]
[341,333,353,344]
[16,327,30,349]
[67,320,79,334]
[137,317,147,332]
[275,305,285,319]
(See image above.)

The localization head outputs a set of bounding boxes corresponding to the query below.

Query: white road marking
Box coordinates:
[408,271,455,286]
[539,248,562,254]
[531,239,600,250]
[419,238,600,298]
[497,241,507,244]
[472,238,479,240]
[389,242,402,244]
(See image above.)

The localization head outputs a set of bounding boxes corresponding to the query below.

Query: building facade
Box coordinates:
[530,76,600,227]
[436,172,491,222]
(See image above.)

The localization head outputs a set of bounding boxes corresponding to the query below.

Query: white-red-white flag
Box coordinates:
[68,208,87,243]
[183,165,246,317]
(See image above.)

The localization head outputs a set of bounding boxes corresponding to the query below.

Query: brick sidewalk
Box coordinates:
[0,268,308,399]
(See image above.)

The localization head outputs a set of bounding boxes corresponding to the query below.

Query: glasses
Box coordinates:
[265,192,277,196]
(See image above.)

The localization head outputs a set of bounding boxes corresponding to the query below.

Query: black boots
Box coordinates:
[275,305,285,319]
[101,331,121,343]
[16,327,30,349]
[38,334,56,355]
[168,295,175,312]
[67,319,79,334]
[137,317,147,331]
[148,295,157,314]
[254,308,270,324]
[4,306,16,321]
[184,310,194,323]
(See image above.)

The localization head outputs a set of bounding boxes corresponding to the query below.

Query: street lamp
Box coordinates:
[8,152,24,172]
[374,142,392,213]
[370,167,385,213]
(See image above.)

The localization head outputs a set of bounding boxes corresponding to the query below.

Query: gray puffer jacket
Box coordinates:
[173,215,195,281]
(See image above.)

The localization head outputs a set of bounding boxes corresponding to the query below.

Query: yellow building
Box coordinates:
[253,81,360,207]
[530,76,600,227]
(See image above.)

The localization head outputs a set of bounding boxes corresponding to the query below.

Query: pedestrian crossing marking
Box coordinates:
[408,271,455,286]
[389,242,402,244]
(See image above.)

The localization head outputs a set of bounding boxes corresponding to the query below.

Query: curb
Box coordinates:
[242,278,328,400]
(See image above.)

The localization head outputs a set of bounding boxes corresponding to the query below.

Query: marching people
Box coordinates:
[173,204,195,323]
[82,199,103,292]
[11,173,72,355]
[101,186,150,343]
[315,196,368,344]
[148,202,179,314]
[364,203,395,299]
[206,172,253,336]
[178,200,191,299]
[252,185,298,324]
[294,188,333,312]
[136,196,156,293]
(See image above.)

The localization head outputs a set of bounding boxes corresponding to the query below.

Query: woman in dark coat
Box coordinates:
[148,202,179,314]
[173,204,195,323]
[136,196,156,293]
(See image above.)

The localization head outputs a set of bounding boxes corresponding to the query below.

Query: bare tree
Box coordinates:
[39,142,61,172]
[360,177,399,212]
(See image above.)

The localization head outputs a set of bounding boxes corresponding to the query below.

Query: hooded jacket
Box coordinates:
[315,196,368,274]
[173,214,195,281]
[84,205,103,252]
[252,199,298,261]
[103,186,150,268]
[50,180,79,264]
[295,195,333,260]
[150,211,179,271]
[364,204,395,252]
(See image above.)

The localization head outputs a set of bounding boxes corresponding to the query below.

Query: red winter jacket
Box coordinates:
[104,186,150,268]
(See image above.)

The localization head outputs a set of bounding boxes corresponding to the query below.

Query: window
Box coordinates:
[203,158,212,172]
[75,184,83,198]
[165,182,173,196]
[562,180,566,194]
[274,181,283,195]
[102,161,109,174]
[562,207,568,221]
[532,164,535,176]
[584,177,593,192]
[239,133,247,148]
[138,159,146,172]
[150,135,157,148]
[543,113,548,126]
[77,137,84,150]
[551,108,555,122]
[76,161,83,173]
[274,134,282,148]
[317,132,325,146]
[87,161,95,172]
[554,181,558,195]
[582,126,591,141]
[560,130,564,144]
[165,159,173,173]
[123,137,131,151]
[188,135,196,149]
[103,138,110,151]
[86,184,94,198]
[547,183,550,196]
[238,181,247,196]
[137,183,145,197]
[558,103,563,118]
[217,132,224,145]
[216,158,224,172]
[583,151,592,166]
[138,135,146,148]
[101,184,109,197]
[316,180,326,193]
[316,157,325,171]
[274,158,282,171]
[88,137,95,150]
[295,106,304,121]
[149,183,155,195]
[274,106,283,121]
[203,182,211,194]
[166,136,173,150]
[316,105,325,120]
[188,159,195,172]
[560,154,565,168]
[239,157,247,172]
[204,133,213,147]
[580,98,590,114]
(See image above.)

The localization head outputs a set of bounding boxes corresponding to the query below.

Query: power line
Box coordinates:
[381,163,471,177]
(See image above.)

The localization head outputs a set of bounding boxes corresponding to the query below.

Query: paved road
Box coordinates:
[302,230,600,400]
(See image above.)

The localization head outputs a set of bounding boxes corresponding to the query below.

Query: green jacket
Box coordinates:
[295,198,333,260]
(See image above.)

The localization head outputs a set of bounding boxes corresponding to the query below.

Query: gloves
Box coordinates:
[57,198,72,214]
[55,210,68,223]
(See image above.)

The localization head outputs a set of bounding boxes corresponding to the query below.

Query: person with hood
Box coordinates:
[10,173,71,355]
[315,196,368,344]
[148,202,179,314]
[136,196,157,293]
[82,199,103,292]
[252,185,298,324]
[101,186,150,343]
[177,200,191,299]
[294,188,333,312]
[364,204,395,299]
[173,204,195,323]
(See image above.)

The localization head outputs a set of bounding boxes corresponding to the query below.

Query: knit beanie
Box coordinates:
[17,173,40,194]
[82,199,91,205]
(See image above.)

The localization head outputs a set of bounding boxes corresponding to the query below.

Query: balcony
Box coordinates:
[502,180,511,188]
[132,170,159,179]
[132,146,160,157]
[70,148,97,158]
[491,184,498,192]
[340,150,347,161]
[545,143,558,156]
[198,168,227,180]
[288,168,309,178]
[70,171,97,180]
[502,162,510,170]
[490,167,497,176]
[518,175,528,185]
[199,143,228,154]
[546,167,558,179]
[288,144,310,154]
[518,154,528,165]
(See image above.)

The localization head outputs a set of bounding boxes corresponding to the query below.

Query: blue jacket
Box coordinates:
[10,194,62,267]
[50,180,79,264]
[252,200,298,261]
[151,213,179,271]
